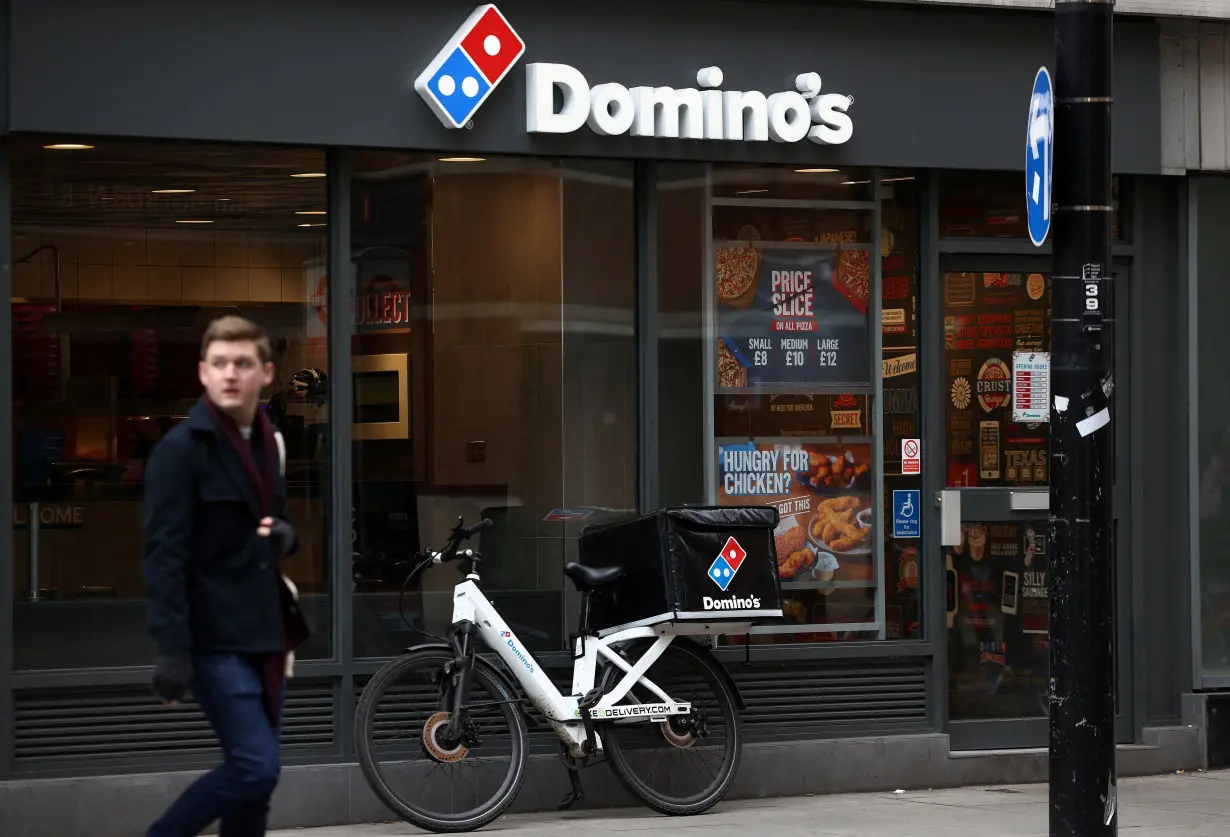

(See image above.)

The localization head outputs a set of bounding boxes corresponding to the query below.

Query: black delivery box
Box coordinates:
[578,506,784,635]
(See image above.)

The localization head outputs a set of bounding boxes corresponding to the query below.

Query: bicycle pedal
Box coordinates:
[577,687,604,711]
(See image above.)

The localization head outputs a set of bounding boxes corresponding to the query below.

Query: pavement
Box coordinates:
[270,769,1229,836]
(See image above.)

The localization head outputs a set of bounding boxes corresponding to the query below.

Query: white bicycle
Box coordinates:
[355,517,744,833]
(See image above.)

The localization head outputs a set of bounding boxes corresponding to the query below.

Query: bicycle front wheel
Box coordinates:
[355,649,528,833]
[600,640,742,816]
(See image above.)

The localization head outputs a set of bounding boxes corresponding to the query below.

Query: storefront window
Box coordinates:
[348,153,636,658]
[10,136,331,669]
[939,171,1123,240]
[1196,177,1230,679]
[658,164,919,643]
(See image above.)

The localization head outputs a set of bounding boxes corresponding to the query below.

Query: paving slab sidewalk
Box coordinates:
[271,769,1230,837]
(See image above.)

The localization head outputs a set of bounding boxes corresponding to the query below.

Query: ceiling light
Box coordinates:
[44,143,94,150]
[152,189,195,194]
[794,168,839,174]
[175,219,213,224]
[438,156,486,163]
[882,176,916,183]
[298,223,327,228]
[295,210,327,216]
[216,198,232,202]
[842,180,871,186]
[735,189,769,195]
[291,172,327,178]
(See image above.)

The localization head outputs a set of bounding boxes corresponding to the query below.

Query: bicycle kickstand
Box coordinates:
[558,765,585,811]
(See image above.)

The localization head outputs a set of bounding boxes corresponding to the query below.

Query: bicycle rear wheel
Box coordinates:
[600,640,742,816]
[355,649,528,833]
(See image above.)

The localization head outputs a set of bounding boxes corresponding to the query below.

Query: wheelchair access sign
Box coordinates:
[893,490,920,539]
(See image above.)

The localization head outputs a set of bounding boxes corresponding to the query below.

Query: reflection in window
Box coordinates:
[658,164,920,643]
[939,171,1122,240]
[347,154,637,658]
[1197,178,1230,677]
[11,136,331,669]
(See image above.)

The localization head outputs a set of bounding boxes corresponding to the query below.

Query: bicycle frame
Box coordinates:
[451,580,693,754]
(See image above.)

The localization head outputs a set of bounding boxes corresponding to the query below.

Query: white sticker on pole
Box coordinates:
[1077,408,1110,438]
[902,438,921,474]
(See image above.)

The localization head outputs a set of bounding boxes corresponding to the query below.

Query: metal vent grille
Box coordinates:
[730,659,929,741]
[14,680,336,766]
[355,655,927,752]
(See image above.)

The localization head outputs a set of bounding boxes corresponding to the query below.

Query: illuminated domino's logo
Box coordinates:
[414,5,526,129]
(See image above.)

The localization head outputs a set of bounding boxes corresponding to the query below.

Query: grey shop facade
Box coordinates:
[0,0,1211,833]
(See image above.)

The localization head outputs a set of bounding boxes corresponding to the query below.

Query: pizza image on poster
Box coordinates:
[714,244,871,391]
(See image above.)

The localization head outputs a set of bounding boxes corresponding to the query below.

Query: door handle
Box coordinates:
[939,490,962,547]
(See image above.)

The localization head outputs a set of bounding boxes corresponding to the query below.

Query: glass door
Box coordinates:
[938,256,1131,750]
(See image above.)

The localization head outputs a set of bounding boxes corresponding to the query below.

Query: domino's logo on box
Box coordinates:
[414,5,525,129]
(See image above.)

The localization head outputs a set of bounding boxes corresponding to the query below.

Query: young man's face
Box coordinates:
[199,339,274,422]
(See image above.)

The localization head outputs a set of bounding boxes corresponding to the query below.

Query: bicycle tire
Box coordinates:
[600,640,742,816]
[355,648,529,833]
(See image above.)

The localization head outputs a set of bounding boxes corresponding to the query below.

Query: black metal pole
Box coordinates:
[1049,1,1117,836]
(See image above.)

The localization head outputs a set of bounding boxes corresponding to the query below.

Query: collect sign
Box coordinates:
[715,246,871,390]
[1026,66,1054,248]
[354,257,411,331]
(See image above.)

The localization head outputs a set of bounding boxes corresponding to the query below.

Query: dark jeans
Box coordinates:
[147,653,284,837]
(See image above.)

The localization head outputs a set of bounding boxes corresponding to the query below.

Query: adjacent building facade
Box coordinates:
[0,0,1228,833]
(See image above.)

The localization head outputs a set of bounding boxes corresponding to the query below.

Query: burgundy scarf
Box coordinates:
[203,397,291,728]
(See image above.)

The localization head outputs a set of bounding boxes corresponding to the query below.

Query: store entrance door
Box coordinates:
[936,256,1133,750]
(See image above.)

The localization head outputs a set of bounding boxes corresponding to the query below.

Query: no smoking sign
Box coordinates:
[902,438,921,475]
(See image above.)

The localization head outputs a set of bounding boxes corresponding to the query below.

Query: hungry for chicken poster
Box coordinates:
[716,440,874,586]
[714,243,872,391]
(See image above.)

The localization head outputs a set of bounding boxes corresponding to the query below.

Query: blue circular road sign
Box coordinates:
[1026,66,1054,248]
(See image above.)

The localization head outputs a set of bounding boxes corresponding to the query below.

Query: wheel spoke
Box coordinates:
[356,651,528,831]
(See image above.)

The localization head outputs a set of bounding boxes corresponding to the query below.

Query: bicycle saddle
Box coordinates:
[564,562,625,592]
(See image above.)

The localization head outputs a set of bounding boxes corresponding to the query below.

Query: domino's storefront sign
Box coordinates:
[415,5,855,146]
[1026,67,1054,248]
[415,5,526,129]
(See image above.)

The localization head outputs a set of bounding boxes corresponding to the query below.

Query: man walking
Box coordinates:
[143,315,310,837]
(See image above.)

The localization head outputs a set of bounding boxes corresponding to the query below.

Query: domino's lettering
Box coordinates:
[702,595,764,611]
[505,637,536,674]
[527,65,854,145]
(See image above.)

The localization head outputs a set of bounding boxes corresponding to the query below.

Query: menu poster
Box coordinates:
[944,272,1051,487]
[883,349,919,472]
[881,266,918,348]
[715,394,871,438]
[715,244,871,391]
[716,440,874,587]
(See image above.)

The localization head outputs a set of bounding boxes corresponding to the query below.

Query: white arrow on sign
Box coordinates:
[1028,92,1051,222]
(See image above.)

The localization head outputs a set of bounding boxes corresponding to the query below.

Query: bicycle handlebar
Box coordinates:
[461,517,494,539]
[422,517,494,567]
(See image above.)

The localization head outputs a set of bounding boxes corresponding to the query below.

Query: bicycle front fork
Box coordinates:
[443,621,478,741]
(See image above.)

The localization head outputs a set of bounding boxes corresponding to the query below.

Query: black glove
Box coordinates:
[152,653,193,704]
[265,517,298,558]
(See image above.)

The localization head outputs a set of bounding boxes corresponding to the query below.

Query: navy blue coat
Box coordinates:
[142,400,294,656]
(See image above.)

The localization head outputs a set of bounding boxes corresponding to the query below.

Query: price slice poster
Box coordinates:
[715,244,872,391]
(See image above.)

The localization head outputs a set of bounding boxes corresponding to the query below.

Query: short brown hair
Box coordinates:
[200,315,272,363]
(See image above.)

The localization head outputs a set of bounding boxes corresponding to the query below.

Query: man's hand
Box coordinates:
[258,516,298,558]
[152,653,193,705]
